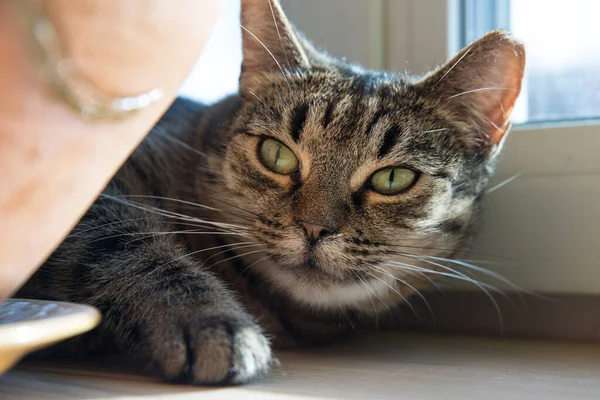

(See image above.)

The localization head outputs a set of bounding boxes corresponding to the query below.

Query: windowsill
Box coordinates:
[4,333,600,399]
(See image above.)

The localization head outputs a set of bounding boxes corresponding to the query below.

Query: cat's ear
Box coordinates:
[416,31,525,151]
[240,0,310,92]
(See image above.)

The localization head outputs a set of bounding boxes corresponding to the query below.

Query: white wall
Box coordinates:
[178,0,241,104]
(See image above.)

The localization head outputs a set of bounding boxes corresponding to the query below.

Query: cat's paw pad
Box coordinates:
[149,316,272,385]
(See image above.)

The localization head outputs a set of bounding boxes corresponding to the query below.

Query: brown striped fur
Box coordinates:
[19,0,525,385]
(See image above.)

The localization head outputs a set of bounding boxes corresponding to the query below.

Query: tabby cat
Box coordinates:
[20,0,525,385]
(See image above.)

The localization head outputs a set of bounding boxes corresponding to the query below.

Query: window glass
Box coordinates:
[461,0,600,124]
[178,0,241,104]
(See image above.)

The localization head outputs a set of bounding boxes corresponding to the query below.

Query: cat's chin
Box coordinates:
[260,264,395,311]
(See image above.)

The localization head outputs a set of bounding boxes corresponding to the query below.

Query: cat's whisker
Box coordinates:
[141,243,265,279]
[103,194,252,232]
[198,177,227,184]
[154,209,253,231]
[186,231,253,238]
[422,255,519,290]
[353,273,383,330]
[182,210,256,226]
[240,24,293,96]
[429,54,438,72]
[365,271,420,321]
[458,259,502,265]
[385,261,485,290]
[166,241,263,268]
[267,0,291,73]
[432,46,472,87]
[399,255,505,297]
[200,241,266,267]
[422,128,450,133]
[196,193,261,218]
[386,258,505,330]
[122,227,252,247]
[109,194,220,213]
[399,267,447,298]
[420,254,553,301]
[70,218,150,237]
[474,136,489,145]
[204,248,268,270]
[355,272,389,311]
[102,195,215,225]
[374,258,446,295]
[162,245,263,274]
[486,173,523,195]
[386,262,504,307]
[484,116,503,133]
[266,0,300,93]
[336,307,356,330]
[384,242,514,260]
[448,86,518,99]
[172,203,256,224]
[369,264,435,323]
[247,123,278,128]
[386,260,503,296]
[238,255,271,276]
[171,220,253,232]
[86,229,252,247]
[248,91,276,115]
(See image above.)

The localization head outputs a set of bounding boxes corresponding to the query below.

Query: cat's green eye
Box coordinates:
[370,167,417,195]
[259,138,298,175]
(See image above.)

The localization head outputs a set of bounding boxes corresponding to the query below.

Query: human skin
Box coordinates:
[0,0,223,300]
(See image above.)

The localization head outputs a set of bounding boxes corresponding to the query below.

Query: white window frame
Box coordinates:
[284,0,600,294]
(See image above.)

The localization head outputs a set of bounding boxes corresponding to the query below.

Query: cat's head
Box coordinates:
[201,0,525,312]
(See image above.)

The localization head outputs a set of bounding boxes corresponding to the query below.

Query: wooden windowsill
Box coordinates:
[3,334,600,399]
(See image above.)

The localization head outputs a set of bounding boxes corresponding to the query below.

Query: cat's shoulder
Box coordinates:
[150,96,209,139]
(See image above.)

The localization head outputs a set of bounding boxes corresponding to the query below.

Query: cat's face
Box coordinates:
[202,0,525,312]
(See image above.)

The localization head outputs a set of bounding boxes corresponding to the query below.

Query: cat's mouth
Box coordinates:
[305,252,320,268]
[282,256,351,283]
[251,228,351,280]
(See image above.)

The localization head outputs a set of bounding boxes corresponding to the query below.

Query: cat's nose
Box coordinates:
[300,222,328,242]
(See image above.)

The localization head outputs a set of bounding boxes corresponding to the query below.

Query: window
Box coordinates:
[460,0,600,124]
[178,0,241,104]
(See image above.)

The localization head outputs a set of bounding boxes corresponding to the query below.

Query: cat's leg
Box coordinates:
[20,195,271,385]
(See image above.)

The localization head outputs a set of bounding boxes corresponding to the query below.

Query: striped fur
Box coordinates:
[19,0,525,385]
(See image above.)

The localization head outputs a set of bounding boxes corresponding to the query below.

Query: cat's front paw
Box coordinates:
[147,315,272,385]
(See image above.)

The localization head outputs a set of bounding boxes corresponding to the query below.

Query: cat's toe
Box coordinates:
[150,316,272,385]
[192,322,272,385]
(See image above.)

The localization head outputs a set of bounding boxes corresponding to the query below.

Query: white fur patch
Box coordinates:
[232,326,271,383]
[262,267,395,310]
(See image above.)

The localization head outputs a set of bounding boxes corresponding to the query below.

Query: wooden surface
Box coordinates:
[2,334,600,399]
